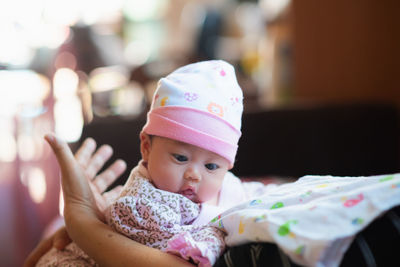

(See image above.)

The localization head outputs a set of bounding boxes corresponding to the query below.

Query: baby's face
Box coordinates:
[140,133,230,203]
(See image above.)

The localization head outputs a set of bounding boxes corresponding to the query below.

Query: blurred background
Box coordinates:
[0,0,399,266]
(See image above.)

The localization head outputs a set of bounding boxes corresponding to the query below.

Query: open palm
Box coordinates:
[74,138,126,212]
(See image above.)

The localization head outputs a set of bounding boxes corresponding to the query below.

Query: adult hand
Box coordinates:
[74,137,126,212]
[24,136,126,267]
[43,134,102,238]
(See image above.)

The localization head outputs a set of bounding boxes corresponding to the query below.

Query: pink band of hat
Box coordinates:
[142,106,241,167]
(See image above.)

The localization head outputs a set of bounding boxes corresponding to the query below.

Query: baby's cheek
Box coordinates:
[199,180,223,202]
[157,179,180,193]
[151,166,181,192]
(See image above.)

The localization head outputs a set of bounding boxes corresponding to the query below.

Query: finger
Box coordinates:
[94,159,127,193]
[74,138,96,168]
[102,185,124,204]
[45,134,76,170]
[24,236,53,267]
[44,134,89,198]
[53,227,72,250]
[44,134,104,223]
[113,185,124,195]
[85,145,113,180]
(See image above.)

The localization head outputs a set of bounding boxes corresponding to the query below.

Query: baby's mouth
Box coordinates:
[179,188,198,202]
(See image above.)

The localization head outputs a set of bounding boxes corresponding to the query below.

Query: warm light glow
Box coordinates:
[80,0,124,25]
[24,23,71,49]
[89,66,129,92]
[53,68,83,142]
[123,0,168,21]
[113,82,145,115]
[42,0,81,26]
[43,0,124,26]
[27,167,47,203]
[0,0,126,66]
[38,74,52,101]
[0,23,34,67]
[124,40,152,66]
[17,134,37,161]
[54,97,83,142]
[0,1,70,66]
[0,70,50,117]
[53,68,79,99]
[0,126,17,162]
[259,0,291,20]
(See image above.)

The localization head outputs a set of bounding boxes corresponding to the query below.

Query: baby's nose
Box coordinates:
[184,166,201,182]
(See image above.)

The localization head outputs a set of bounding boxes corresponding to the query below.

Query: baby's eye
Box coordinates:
[205,163,219,170]
[173,154,188,162]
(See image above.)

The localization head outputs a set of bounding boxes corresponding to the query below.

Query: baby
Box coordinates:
[37,60,247,266]
[32,60,400,267]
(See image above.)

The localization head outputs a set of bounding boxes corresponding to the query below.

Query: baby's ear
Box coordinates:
[140,132,152,161]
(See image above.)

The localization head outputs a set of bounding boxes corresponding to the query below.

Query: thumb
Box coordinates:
[44,133,89,201]
[44,134,75,170]
[44,134,102,221]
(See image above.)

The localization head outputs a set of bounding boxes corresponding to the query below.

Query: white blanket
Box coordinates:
[210,173,400,267]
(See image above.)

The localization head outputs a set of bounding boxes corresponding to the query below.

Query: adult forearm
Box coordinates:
[68,214,194,267]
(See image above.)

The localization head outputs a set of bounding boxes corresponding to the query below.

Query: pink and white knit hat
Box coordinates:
[142,60,243,167]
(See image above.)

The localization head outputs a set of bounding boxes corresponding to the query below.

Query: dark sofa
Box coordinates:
[79,103,400,184]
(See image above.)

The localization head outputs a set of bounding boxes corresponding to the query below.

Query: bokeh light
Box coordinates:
[27,167,47,203]
[0,120,17,162]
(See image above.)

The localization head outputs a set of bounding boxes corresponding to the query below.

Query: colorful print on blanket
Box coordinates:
[210,173,400,267]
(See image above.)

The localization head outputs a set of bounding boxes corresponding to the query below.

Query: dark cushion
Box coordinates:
[232,103,400,177]
[78,103,400,188]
